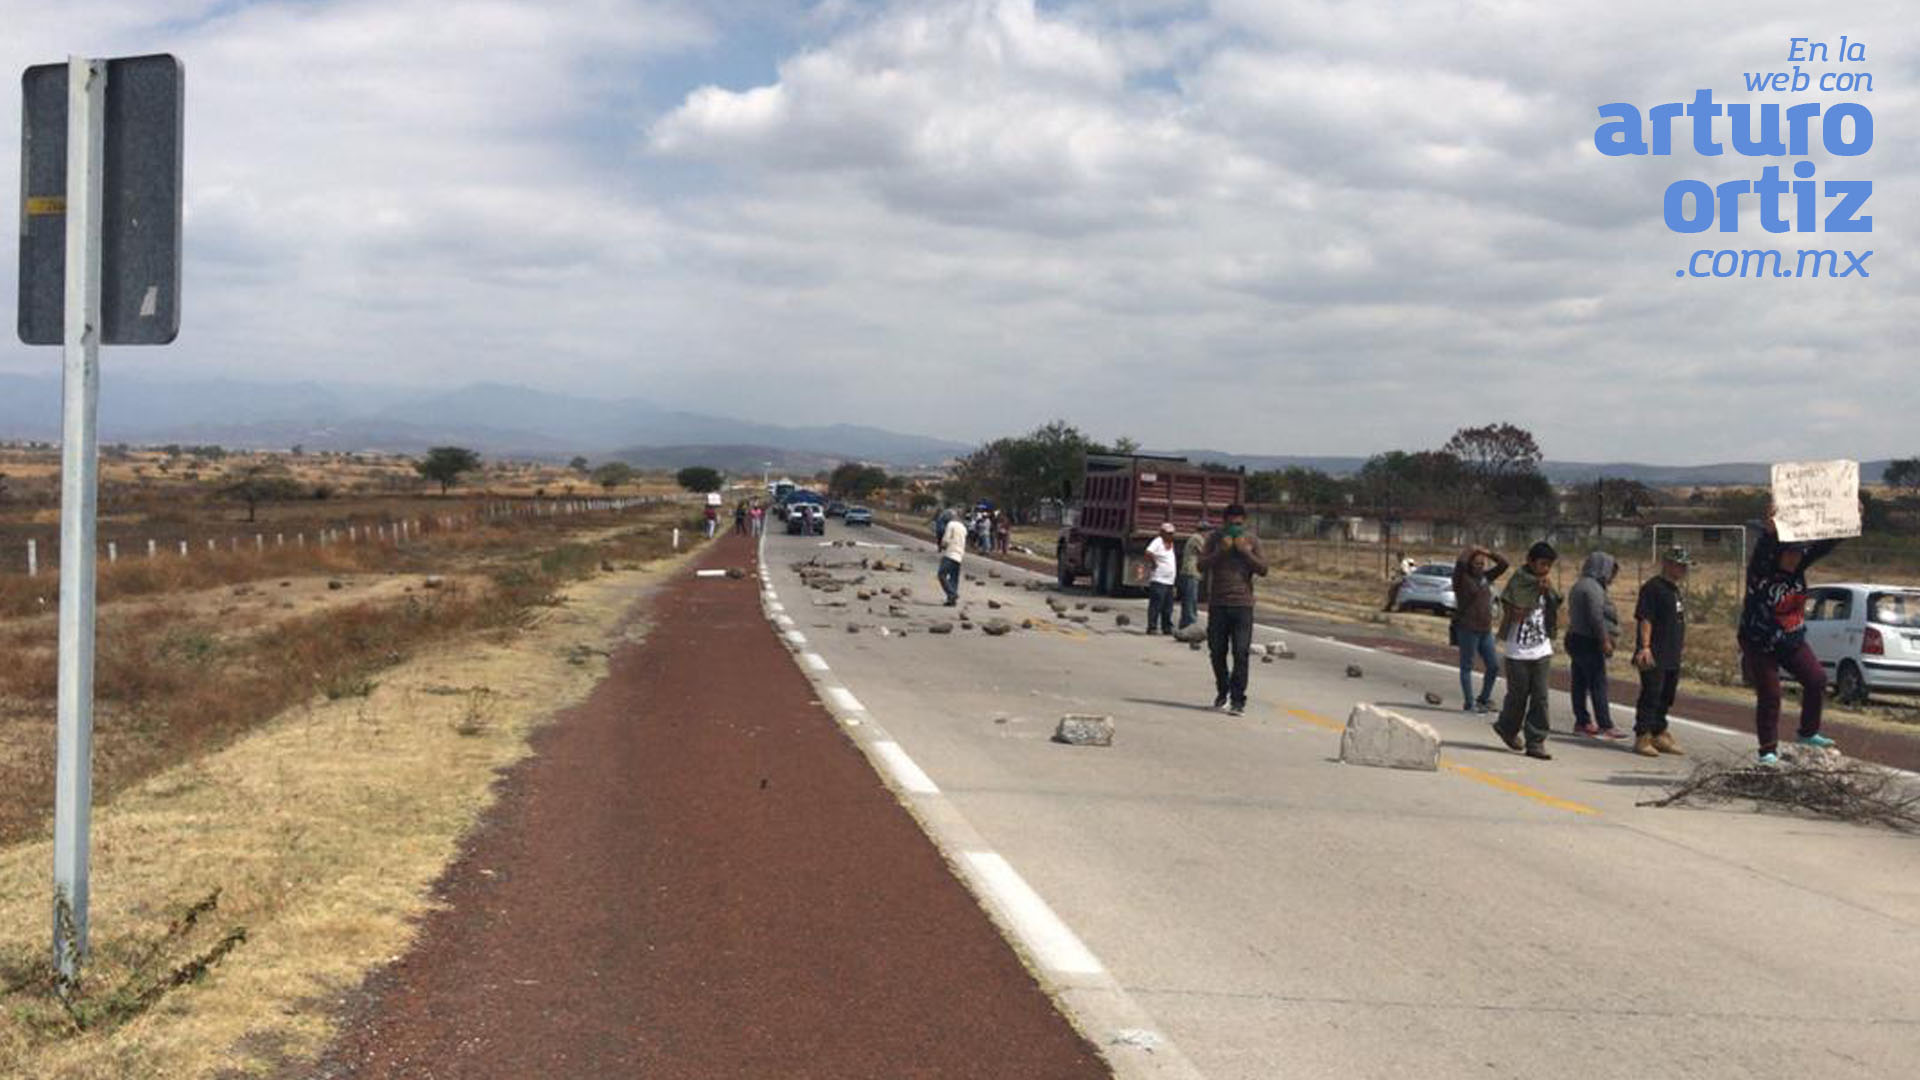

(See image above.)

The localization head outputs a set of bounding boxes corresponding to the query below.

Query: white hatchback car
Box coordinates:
[1803,583,1920,704]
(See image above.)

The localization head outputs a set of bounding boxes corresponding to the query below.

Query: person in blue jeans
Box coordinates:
[1449,544,1509,711]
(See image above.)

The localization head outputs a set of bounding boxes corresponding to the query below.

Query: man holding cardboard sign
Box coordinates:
[1736,460,1859,765]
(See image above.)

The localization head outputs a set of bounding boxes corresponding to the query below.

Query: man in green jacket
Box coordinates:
[1493,541,1562,760]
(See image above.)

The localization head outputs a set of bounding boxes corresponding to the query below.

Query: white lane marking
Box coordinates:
[872,740,940,795]
[775,614,796,628]
[695,569,727,578]
[826,686,866,713]
[769,602,785,613]
[961,851,1105,977]
[785,630,808,647]
[801,652,830,672]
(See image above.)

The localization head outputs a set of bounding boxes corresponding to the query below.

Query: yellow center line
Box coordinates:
[1025,617,1087,640]
[1280,706,1600,817]
[1286,707,1346,733]
[1437,761,1600,816]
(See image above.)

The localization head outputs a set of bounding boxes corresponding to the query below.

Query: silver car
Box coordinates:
[1803,583,1920,704]
[1393,563,1457,615]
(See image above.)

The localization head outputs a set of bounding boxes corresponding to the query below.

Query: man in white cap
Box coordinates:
[1144,522,1180,634]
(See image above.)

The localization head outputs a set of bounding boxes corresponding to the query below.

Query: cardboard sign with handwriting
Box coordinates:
[1771,460,1860,542]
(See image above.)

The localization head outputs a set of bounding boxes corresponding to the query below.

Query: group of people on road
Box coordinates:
[961,508,1011,554]
[1451,505,1842,765]
[1460,539,1699,761]
[928,496,1845,767]
[734,499,769,537]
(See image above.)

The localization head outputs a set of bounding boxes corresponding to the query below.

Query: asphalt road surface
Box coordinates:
[766,522,1920,1080]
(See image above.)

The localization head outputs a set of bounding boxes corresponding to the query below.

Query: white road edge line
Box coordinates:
[826,686,866,714]
[759,528,1204,1080]
[871,740,939,794]
[960,851,1104,976]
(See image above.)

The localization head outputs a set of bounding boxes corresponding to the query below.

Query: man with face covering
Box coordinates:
[1197,504,1268,716]
[1565,551,1625,739]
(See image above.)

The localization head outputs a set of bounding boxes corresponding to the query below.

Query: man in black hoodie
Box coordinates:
[1738,509,1844,765]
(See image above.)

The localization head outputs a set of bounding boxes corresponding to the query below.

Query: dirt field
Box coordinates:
[0,521,710,1078]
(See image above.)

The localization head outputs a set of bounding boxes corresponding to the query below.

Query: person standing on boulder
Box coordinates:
[1632,546,1692,758]
[1738,508,1845,765]
[1198,504,1267,716]
[1450,545,1509,712]
[937,511,968,606]
[1144,522,1179,635]
[1566,551,1625,739]
[1177,520,1210,631]
[1493,541,1561,760]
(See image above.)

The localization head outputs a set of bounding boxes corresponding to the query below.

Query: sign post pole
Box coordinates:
[51,55,106,987]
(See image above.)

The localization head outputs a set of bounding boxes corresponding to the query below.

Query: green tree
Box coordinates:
[568,455,591,474]
[943,421,1124,521]
[592,462,636,490]
[675,466,723,494]
[1440,422,1549,513]
[1884,457,1920,493]
[219,465,305,522]
[415,446,482,494]
[1356,450,1467,511]
[828,462,890,500]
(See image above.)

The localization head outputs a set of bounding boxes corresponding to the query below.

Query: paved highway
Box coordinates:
[760,522,1919,1080]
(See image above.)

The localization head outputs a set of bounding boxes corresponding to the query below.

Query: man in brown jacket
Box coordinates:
[1198,503,1268,716]
[1450,545,1509,712]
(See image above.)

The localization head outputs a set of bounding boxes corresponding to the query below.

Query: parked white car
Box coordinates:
[1392,563,1457,615]
[1803,583,1920,704]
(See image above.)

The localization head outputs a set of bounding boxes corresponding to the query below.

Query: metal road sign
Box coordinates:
[19,53,184,987]
[18,53,183,346]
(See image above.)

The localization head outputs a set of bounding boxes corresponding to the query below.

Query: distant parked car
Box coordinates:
[1392,563,1457,615]
[1803,583,1920,704]
[826,501,849,518]
[843,507,873,527]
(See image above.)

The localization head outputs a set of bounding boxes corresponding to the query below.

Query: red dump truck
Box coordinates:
[1055,453,1245,595]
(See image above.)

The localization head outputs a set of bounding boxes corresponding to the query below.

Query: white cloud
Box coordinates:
[2,0,1911,462]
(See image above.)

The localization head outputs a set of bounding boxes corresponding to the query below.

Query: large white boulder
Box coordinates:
[1339,703,1441,771]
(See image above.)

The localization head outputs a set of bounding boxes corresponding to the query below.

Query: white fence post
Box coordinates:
[28,539,37,577]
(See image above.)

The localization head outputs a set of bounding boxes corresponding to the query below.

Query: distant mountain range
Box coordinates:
[0,374,971,469]
[0,373,1895,483]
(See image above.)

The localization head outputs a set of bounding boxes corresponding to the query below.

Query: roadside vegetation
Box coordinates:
[0,444,716,1076]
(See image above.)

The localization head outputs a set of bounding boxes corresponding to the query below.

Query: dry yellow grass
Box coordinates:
[0,539,707,1078]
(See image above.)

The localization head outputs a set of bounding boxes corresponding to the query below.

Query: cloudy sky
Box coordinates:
[2,0,1912,462]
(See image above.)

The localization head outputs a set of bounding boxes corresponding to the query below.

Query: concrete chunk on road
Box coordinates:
[1339,703,1441,771]
[1054,714,1115,747]
[1172,625,1206,644]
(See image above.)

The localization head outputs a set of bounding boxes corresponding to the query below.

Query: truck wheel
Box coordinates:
[1091,548,1110,594]
[1835,661,1868,706]
[1103,547,1125,597]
